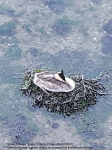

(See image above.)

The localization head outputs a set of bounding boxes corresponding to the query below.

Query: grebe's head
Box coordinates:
[58,70,66,81]
[54,70,66,82]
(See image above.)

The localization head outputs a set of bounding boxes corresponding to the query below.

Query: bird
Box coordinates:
[33,70,75,94]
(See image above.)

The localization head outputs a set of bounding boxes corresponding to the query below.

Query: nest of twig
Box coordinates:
[21,69,108,116]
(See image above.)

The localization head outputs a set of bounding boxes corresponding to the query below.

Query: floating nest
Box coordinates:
[21,69,108,116]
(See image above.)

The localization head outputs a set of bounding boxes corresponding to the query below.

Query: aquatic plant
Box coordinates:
[0,21,16,36]
[8,114,27,128]
[21,69,108,116]
[101,35,112,55]
[103,19,112,35]
[0,3,15,16]
[43,0,65,13]
[52,17,83,36]
[22,24,32,33]
[5,45,22,59]
[52,20,71,36]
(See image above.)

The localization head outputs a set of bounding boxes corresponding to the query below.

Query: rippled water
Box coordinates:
[0,0,112,149]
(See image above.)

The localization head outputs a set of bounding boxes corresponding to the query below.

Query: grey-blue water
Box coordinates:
[0,0,112,149]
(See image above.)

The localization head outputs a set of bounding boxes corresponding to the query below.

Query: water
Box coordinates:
[0,0,112,149]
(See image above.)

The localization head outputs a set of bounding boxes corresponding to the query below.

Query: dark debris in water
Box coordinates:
[21,69,108,116]
[10,125,35,144]
[8,113,38,144]
[51,122,59,129]
[103,19,112,35]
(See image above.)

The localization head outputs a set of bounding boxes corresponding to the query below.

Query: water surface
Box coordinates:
[0,0,112,149]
